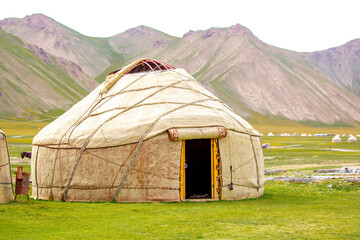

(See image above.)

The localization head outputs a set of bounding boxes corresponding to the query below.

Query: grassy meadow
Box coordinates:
[262,136,360,171]
[1,120,360,239]
[1,181,360,239]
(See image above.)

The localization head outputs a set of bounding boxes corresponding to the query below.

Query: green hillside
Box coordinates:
[0,27,97,119]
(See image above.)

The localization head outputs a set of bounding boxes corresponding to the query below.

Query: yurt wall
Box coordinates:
[32,132,182,202]
[220,131,264,200]
[0,130,13,203]
[32,130,264,202]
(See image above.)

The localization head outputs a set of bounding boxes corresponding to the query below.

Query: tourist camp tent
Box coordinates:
[332,135,341,143]
[0,129,13,203]
[348,135,357,142]
[31,59,264,202]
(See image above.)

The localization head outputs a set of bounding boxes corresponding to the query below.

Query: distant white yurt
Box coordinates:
[300,133,307,137]
[332,135,341,143]
[356,134,360,138]
[31,59,265,202]
[342,134,347,137]
[0,130,13,203]
[267,132,274,136]
[348,136,357,142]
[308,134,312,136]
[292,133,298,136]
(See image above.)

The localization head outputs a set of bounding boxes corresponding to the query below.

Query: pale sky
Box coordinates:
[0,0,359,52]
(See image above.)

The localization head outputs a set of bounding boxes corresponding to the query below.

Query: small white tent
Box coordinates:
[0,130,13,203]
[332,135,341,143]
[348,136,357,142]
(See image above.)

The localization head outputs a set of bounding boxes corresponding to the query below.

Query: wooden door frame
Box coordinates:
[180,139,221,200]
[180,140,186,199]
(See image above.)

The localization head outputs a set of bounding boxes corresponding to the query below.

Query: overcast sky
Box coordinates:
[1,0,359,52]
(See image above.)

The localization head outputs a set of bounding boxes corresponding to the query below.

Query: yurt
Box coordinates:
[332,135,341,143]
[348,136,357,142]
[0,130,13,203]
[31,59,264,202]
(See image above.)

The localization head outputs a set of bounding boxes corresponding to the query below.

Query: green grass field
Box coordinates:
[1,120,360,239]
[1,181,359,239]
[262,136,360,172]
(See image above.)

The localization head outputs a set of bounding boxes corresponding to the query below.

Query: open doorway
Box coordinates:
[185,139,211,199]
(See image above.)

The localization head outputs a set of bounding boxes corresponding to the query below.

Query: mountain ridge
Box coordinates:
[0,26,98,118]
[1,14,360,124]
[0,14,119,77]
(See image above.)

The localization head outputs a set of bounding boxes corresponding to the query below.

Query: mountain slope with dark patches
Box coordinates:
[121,25,360,124]
[0,14,120,78]
[0,27,98,118]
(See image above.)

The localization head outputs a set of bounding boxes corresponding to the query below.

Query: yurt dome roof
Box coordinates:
[33,59,258,149]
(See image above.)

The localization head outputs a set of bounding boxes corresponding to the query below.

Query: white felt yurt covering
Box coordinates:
[0,130,13,203]
[31,59,264,202]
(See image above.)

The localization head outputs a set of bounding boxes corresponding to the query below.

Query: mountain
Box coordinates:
[0,26,97,118]
[304,39,360,95]
[1,14,360,124]
[0,14,120,78]
[0,14,178,80]
[109,25,178,56]
[96,25,178,82]
[125,25,360,124]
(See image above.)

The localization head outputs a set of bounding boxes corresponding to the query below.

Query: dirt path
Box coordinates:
[327,148,360,152]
